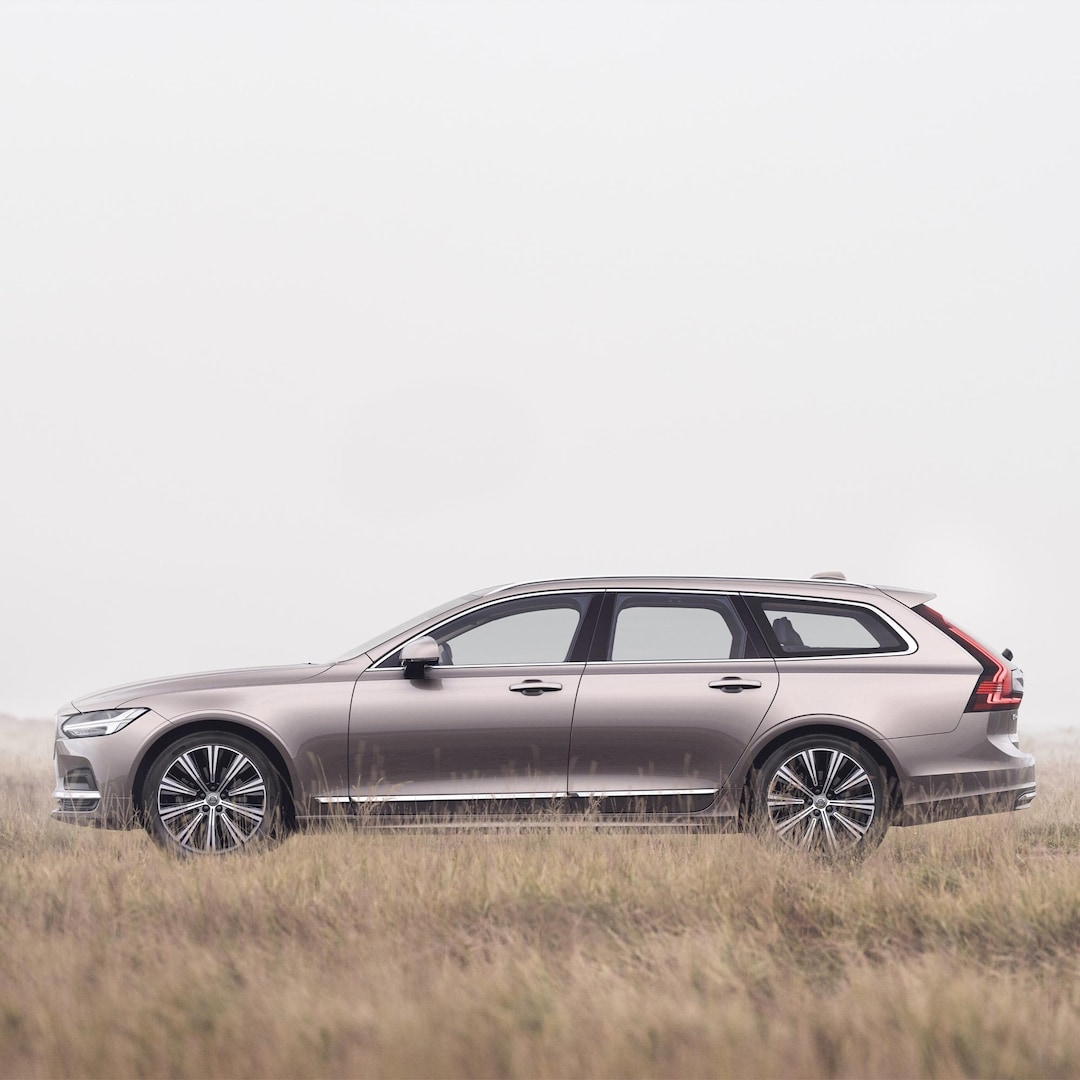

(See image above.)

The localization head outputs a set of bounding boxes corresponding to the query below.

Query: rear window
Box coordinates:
[746,597,909,657]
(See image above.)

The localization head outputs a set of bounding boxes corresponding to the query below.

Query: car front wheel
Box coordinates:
[752,734,890,855]
[142,731,284,855]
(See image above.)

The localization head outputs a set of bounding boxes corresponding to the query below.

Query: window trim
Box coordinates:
[742,593,918,660]
[372,591,604,670]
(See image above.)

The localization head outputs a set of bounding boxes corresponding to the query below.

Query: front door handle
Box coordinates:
[509,681,563,695]
[709,678,762,693]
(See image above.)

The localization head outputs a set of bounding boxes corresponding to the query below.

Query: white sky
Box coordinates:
[1,1,1077,727]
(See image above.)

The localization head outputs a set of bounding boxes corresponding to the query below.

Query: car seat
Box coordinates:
[772,616,806,650]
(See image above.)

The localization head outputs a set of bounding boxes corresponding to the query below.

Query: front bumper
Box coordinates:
[51,707,171,829]
[51,771,138,828]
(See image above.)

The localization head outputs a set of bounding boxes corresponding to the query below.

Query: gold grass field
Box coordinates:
[2,718,1080,1079]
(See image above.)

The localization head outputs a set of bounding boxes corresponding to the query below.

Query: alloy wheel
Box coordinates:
[765,746,877,851]
[156,743,268,853]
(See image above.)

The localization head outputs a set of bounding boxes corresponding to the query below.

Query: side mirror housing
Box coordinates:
[401,635,440,679]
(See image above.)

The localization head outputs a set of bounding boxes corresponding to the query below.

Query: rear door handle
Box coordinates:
[509,681,563,695]
[709,678,762,693]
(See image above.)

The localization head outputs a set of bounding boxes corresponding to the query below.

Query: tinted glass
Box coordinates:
[750,598,907,656]
[609,594,744,661]
[443,607,581,666]
[383,594,592,667]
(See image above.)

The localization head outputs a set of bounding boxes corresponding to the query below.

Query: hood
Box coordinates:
[71,662,332,712]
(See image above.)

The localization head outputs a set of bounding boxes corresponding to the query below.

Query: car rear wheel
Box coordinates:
[752,734,890,856]
[142,731,284,855]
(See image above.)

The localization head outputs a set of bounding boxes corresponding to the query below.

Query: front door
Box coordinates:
[568,592,779,809]
[349,592,598,803]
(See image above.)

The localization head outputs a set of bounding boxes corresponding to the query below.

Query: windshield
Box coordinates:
[332,591,485,662]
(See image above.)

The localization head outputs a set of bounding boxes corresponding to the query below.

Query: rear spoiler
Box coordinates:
[875,584,937,607]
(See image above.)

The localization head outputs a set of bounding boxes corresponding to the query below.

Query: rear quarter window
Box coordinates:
[745,597,909,657]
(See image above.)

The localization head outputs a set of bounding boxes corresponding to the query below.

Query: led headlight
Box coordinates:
[60,707,148,739]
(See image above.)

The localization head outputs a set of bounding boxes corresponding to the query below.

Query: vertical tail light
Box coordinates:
[914,604,1023,712]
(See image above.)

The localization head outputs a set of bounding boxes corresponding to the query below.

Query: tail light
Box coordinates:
[915,604,1023,712]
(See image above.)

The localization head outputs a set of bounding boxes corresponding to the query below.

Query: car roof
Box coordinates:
[479,576,936,608]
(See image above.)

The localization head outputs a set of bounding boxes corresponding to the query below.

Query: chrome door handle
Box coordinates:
[709,678,762,693]
[509,681,563,695]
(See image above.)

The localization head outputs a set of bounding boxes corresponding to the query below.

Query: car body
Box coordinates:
[52,574,1036,855]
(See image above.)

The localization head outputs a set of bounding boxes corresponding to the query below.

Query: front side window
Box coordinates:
[608,593,746,662]
[747,597,908,657]
[384,594,593,668]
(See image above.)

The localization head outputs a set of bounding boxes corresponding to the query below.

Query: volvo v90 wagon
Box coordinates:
[52,574,1035,856]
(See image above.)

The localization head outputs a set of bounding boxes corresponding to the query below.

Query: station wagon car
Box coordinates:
[52,574,1036,855]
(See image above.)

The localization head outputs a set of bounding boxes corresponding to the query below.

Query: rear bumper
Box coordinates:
[896,774,1036,825]
[890,711,1036,826]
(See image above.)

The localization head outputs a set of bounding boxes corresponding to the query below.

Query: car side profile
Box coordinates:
[52,574,1036,856]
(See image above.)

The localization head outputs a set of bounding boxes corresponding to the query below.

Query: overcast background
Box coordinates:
[1,1,1076,727]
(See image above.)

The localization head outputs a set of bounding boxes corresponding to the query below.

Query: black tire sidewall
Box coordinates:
[142,729,283,855]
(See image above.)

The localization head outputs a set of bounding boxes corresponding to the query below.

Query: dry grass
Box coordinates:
[2,718,1079,1078]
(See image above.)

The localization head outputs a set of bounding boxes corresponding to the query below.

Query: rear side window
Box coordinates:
[746,597,908,657]
[608,593,747,661]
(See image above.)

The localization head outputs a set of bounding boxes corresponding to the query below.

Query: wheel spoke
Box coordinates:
[773,803,816,836]
[204,807,217,852]
[767,794,806,807]
[829,796,876,812]
[801,813,820,848]
[207,744,220,785]
[834,765,870,795]
[217,750,249,792]
[220,799,264,825]
[174,812,203,848]
[159,798,204,822]
[774,765,815,800]
[226,777,266,799]
[820,809,839,850]
[799,750,818,788]
[832,809,871,839]
[177,752,208,792]
[159,775,199,798]
[821,750,842,795]
[219,809,248,848]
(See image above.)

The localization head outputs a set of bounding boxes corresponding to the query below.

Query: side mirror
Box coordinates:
[401,635,440,679]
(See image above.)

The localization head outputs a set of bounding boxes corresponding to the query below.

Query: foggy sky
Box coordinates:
[1,1,1077,726]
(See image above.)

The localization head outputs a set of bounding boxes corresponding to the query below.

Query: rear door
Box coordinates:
[567,591,778,809]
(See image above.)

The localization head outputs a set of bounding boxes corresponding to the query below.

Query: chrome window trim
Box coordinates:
[743,591,918,659]
[584,658,767,667]
[370,589,602,670]
[369,587,916,669]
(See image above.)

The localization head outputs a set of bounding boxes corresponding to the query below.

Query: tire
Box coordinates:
[142,730,284,855]
[751,734,890,856]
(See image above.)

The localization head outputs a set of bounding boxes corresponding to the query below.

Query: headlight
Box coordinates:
[61,708,148,739]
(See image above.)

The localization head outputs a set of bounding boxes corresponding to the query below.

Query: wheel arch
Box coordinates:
[132,716,298,829]
[736,717,904,824]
